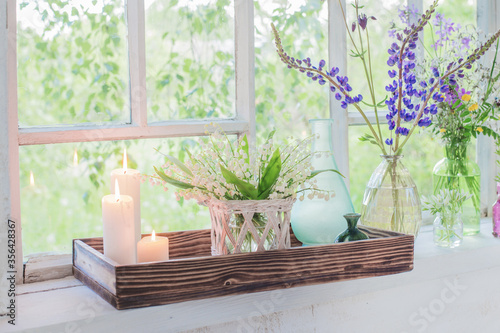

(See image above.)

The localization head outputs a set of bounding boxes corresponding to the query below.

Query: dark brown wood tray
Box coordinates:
[72,227,414,310]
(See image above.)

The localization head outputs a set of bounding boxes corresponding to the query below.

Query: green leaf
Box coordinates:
[257,148,281,199]
[220,164,258,199]
[165,154,193,177]
[154,166,194,190]
[240,134,249,165]
[266,129,276,142]
[307,169,345,180]
[359,133,374,141]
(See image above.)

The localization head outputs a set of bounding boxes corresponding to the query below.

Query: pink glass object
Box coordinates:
[493,182,500,238]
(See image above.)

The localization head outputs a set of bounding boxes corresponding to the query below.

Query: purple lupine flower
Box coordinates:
[336,76,348,86]
[462,37,471,49]
[335,93,342,101]
[345,84,353,92]
[358,14,368,30]
[385,138,393,146]
[430,104,438,114]
[307,72,313,78]
[440,85,450,93]
[418,117,432,127]
[319,79,326,85]
[387,56,397,66]
[319,59,326,68]
[388,70,397,78]
[330,86,336,93]
[389,120,396,130]
[432,67,440,77]
[432,92,445,102]
[341,101,348,109]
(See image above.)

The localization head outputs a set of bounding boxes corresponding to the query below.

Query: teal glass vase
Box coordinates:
[291,119,355,245]
[335,213,369,243]
[432,141,480,236]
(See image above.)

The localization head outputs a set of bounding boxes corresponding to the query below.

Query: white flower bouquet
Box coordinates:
[152,125,339,202]
[152,125,340,253]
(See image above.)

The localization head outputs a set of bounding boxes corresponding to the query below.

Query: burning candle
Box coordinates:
[137,230,169,263]
[73,148,78,167]
[111,148,141,244]
[102,180,136,264]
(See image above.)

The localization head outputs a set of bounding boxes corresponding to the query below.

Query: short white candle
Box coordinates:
[111,148,141,245]
[137,230,169,263]
[102,180,136,264]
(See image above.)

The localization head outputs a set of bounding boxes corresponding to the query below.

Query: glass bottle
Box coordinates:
[291,119,355,245]
[335,213,369,243]
[433,141,480,236]
[360,155,422,236]
[433,211,463,248]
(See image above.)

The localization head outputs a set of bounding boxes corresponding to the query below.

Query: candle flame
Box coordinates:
[123,148,128,172]
[152,230,156,241]
[114,179,120,202]
[29,171,35,186]
[73,148,78,166]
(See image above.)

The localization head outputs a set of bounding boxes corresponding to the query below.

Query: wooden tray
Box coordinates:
[73,227,414,310]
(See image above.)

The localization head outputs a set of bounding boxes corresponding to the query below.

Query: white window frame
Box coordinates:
[0,0,497,292]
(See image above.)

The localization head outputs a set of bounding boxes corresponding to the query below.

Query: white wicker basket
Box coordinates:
[206,198,296,255]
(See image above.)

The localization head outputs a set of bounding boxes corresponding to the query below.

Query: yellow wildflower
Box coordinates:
[461,94,471,102]
[468,103,479,111]
[440,128,446,133]
[476,127,484,133]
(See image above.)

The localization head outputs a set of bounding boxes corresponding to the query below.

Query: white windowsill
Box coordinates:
[2,219,500,332]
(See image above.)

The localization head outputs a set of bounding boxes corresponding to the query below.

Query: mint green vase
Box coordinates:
[291,119,355,245]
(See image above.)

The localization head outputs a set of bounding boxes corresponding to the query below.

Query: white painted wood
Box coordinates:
[4,220,500,333]
[476,0,498,217]
[127,0,148,128]
[17,276,82,296]
[0,0,22,316]
[18,120,249,145]
[7,0,22,285]
[328,0,350,189]
[24,253,72,284]
[347,110,386,126]
[234,0,256,143]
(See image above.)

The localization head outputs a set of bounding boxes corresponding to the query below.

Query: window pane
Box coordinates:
[145,0,235,122]
[348,125,476,212]
[423,0,476,26]
[254,0,328,142]
[20,138,211,255]
[17,0,130,127]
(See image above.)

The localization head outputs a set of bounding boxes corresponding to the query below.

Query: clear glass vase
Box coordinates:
[433,141,480,236]
[291,119,355,246]
[433,211,463,248]
[227,213,277,253]
[360,155,422,235]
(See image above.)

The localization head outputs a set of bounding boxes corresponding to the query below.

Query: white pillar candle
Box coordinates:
[137,230,169,263]
[111,148,141,245]
[102,180,136,264]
